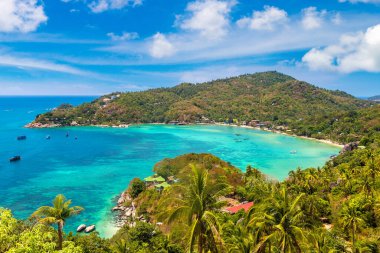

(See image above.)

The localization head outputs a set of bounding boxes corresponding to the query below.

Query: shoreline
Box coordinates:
[213,123,344,148]
[25,121,344,148]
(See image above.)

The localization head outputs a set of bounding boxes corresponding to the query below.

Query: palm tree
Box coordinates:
[32,194,83,250]
[250,187,306,253]
[227,224,255,253]
[340,203,365,253]
[308,229,341,253]
[113,239,128,253]
[365,150,379,186]
[163,164,230,253]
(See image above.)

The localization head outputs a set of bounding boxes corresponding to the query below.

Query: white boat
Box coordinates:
[85,225,96,233]
[290,150,297,154]
[76,224,86,232]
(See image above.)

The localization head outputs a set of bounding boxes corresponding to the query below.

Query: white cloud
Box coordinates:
[63,0,142,13]
[301,7,327,30]
[332,13,342,25]
[178,0,236,40]
[0,54,88,75]
[88,0,142,13]
[149,33,176,58]
[302,24,380,73]
[237,6,288,31]
[339,0,380,3]
[0,0,47,33]
[107,32,139,41]
[97,8,378,66]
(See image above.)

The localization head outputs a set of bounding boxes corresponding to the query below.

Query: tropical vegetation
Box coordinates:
[1,140,380,252]
[31,71,378,143]
[2,72,380,252]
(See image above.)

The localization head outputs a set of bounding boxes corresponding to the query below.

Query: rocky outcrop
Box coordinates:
[341,142,359,153]
[112,191,136,227]
[25,122,61,128]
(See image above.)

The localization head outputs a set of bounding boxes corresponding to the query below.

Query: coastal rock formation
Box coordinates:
[112,191,136,227]
[25,122,61,128]
[341,142,359,153]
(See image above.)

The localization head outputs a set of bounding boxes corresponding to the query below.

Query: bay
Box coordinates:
[0,96,340,237]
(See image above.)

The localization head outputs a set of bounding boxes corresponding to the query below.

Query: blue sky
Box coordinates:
[0,0,380,96]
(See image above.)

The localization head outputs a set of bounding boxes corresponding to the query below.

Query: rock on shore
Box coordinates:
[112,191,136,227]
[25,122,62,128]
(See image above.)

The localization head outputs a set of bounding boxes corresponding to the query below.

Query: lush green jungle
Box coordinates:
[31,71,379,143]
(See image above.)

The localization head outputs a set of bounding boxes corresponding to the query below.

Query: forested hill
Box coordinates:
[30,71,377,143]
[368,95,380,102]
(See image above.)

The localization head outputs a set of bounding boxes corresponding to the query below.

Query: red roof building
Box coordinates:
[225,202,254,214]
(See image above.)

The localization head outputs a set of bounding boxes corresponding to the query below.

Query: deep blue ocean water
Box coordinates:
[0,96,340,237]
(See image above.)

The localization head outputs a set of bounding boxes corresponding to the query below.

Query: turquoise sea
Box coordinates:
[0,96,340,237]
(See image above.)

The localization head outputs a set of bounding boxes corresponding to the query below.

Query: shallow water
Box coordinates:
[0,97,340,237]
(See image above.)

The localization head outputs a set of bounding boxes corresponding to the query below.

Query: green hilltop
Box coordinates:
[31,71,378,143]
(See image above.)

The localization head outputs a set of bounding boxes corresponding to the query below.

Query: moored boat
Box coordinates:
[290,150,297,154]
[46,135,51,140]
[17,136,27,140]
[10,156,21,162]
[85,225,96,233]
[76,224,86,232]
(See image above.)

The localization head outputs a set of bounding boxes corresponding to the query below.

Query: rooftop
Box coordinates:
[225,202,254,214]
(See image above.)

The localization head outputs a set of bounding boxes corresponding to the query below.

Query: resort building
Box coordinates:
[225,202,254,214]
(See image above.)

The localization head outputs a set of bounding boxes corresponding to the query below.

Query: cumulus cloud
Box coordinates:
[0,0,47,33]
[178,0,236,40]
[237,6,288,31]
[107,32,139,41]
[301,7,327,30]
[149,33,176,58]
[63,0,142,13]
[88,0,142,13]
[302,24,380,73]
[332,13,342,25]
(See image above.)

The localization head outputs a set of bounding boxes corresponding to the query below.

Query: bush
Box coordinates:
[130,178,146,198]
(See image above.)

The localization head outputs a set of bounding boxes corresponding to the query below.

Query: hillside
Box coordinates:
[368,95,380,102]
[30,71,376,143]
[115,143,380,252]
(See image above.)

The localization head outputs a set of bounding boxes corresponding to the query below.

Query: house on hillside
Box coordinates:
[225,202,254,214]
[248,120,260,127]
[144,175,166,187]
[155,182,170,192]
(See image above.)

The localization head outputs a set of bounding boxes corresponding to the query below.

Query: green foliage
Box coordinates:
[0,209,21,252]
[66,232,111,253]
[129,178,146,198]
[0,209,85,253]
[161,164,231,253]
[32,194,83,250]
[33,71,377,143]
[110,222,171,253]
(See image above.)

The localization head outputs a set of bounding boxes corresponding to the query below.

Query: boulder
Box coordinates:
[341,142,359,153]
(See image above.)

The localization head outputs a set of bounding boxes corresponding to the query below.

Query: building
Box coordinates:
[225,202,254,214]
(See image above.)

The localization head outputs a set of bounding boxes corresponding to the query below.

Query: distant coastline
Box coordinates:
[25,121,344,148]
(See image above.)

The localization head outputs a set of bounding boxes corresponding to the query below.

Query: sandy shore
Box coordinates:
[213,122,344,148]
